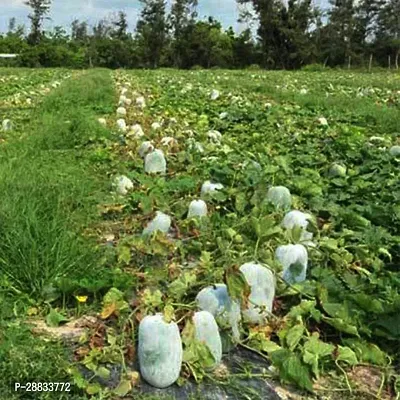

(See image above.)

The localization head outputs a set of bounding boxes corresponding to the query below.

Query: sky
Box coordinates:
[0,0,329,34]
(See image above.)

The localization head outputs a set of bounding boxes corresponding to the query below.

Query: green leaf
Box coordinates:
[343,339,387,366]
[235,192,247,213]
[350,294,384,314]
[96,366,111,380]
[336,346,358,366]
[45,308,69,327]
[271,349,314,392]
[322,302,350,319]
[289,300,322,322]
[86,383,102,395]
[117,246,131,265]
[225,264,251,304]
[286,323,305,351]
[260,340,281,353]
[168,272,197,301]
[319,237,338,251]
[291,225,304,243]
[372,313,400,339]
[322,316,359,336]
[113,379,132,396]
[141,288,164,309]
[288,262,304,282]
[302,333,334,378]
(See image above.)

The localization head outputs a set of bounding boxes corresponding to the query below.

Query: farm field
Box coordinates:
[0,68,399,400]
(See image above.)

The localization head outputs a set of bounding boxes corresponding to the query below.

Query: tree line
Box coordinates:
[0,0,399,70]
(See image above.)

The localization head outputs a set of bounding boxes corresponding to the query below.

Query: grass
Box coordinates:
[0,70,116,297]
[0,69,135,399]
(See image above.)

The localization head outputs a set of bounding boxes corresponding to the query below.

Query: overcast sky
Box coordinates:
[0,0,329,34]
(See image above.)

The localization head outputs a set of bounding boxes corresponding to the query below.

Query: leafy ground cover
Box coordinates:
[0,68,399,400]
[0,68,71,103]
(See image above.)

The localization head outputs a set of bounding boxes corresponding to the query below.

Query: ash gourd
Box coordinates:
[116,119,127,132]
[114,176,133,196]
[201,181,224,196]
[98,118,107,126]
[2,119,12,131]
[389,145,400,157]
[210,89,220,100]
[187,139,204,153]
[138,141,154,158]
[193,311,222,367]
[136,96,146,109]
[282,210,315,247]
[275,244,308,284]
[143,211,171,236]
[151,122,162,131]
[240,263,276,324]
[116,107,127,117]
[145,149,167,174]
[138,314,182,388]
[267,186,292,209]
[128,124,144,138]
[188,200,208,218]
[160,137,177,147]
[196,284,241,342]
[329,163,347,177]
[207,130,222,143]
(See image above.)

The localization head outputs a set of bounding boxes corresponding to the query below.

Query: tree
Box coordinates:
[136,0,168,68]
[375,0,400,67]
[176,18,233,68]
[237,0,315,68]
[24,0,51,45]
[169,0,198,67]
[112,11,129,41]
[71,20,88,42]
[238,0,282,67]
[324,0,357,66]
[8,18,16,34]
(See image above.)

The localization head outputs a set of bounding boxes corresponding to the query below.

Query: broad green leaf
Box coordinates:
[271,349,314,392]
[45,308,69,327]
[235,192,247,213]
[286,323,305,351]
[288,300,321,322]
[336,346,358,366]
[86,383,102,395]
[343,339,387,366]
[303,333,334,378]
[141,288,163,309]
[225,264,251,304]
[117,246,131,265]
[96,366,111,380]
[322,316,359,336]
[113,379,132,396]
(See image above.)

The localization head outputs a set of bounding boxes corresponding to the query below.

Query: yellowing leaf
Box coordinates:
[113,379,132,396]
[101,288,129,320]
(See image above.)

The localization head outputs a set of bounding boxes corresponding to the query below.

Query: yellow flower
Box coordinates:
[75,295,88,303]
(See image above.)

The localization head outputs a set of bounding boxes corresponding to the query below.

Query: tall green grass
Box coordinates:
[0,70,115,297]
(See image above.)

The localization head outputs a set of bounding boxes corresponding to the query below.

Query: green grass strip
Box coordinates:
[0,69,115,298]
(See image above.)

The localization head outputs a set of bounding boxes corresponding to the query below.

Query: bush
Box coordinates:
[247,64,262,70]
[191,65,204,70]
[301,63,329,72]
